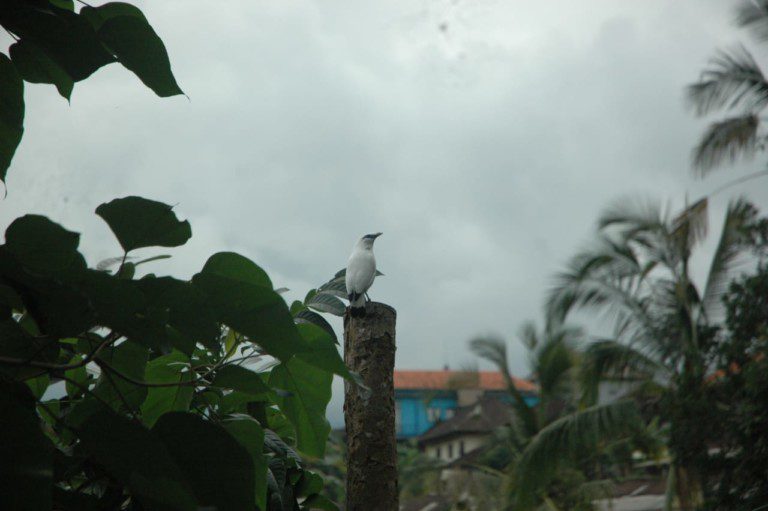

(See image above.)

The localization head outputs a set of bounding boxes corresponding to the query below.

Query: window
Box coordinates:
[427,407,441,422]
[448,443,453,459]
[436,446,441,459]
[460,441,465,456]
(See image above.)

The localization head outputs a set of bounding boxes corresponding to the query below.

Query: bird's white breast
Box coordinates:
[346,249,376,294]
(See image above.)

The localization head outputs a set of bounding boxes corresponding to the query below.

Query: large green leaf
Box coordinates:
[0,2,115,81]
[93,340,149,414]
[295,323,352,380]
[269,357,332,457]
[9,40,73,100]
[95,196,191,253]
[224,416,269,511]
[0,381,53,511]
[81,2,147,30]
[77,408,197,511]
[136,277,219,350]
[213,364,271,399]
[294,308,337,342]
[154,412,255,511]
[0,51,24,182]
[140,351,193,427]
[192,252,308,361]
[307,293,346,316]
[97,14,184,97]
[5,215,83,275]
[81,2,183,97]
[0,318,59,380]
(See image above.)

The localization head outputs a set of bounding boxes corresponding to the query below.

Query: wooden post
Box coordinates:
[343,302,398,511]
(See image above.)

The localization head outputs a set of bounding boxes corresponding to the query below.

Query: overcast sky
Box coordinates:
[3,0,767,426]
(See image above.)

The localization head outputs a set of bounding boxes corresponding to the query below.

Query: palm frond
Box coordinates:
[579,340,666,405]
[470,336,539,437]
[692,114,760,174]
[519,321,540,351]
[687,45,768,115]
[702,198,755,317]
[514,400,641,508]
[599,196,667,237]
[671,198,709,254]
[534,332,577,406]
[736,0,768,41]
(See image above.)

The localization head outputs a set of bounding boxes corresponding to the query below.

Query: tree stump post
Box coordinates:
[343,302,398,511]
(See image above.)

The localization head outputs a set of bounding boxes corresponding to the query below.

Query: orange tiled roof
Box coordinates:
[394,370,536,393]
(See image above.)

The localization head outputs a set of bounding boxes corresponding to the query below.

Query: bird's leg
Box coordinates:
[365,292,371,303]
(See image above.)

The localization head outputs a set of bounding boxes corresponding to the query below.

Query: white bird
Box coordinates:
[345,232,382,317]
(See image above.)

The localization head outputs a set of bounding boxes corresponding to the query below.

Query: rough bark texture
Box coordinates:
[344,302,398,511]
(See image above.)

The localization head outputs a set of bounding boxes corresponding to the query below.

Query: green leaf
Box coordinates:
[0,52,24,182]
[192,252,308,361]
[80,3,183,97]
[49,0,74,10]
[93,340,149,414]
[25,373,50,400]
[140,351,193,427]
[295,323,350,380]
[0,319,59,380]
[294,308,337,343]
[81,2,146,30]
[78,408,197,511]
[154,412,255,511]
[95,196,191,253]
[198,251,273,288]
[296,470,323,497]
[0,381,53,511]
[64,355,89,398]
[269,357,332,457]
[213,365,271,398]
[224,416,269,511]
[316,280,347,298]
[1,3,115,82]
[307,293,346,316]
[9,40,73,100]
[5,215,83,275]
[137,277,220,350]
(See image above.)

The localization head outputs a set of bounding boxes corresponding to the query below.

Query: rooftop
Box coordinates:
[418,396,512,445]
[394,370,536,393]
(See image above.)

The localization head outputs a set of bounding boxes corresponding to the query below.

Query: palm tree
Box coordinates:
[470,323,639,510]
[688,0,768,183]
[546,196,759,510]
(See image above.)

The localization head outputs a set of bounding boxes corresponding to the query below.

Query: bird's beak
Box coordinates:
[373,232,383,238]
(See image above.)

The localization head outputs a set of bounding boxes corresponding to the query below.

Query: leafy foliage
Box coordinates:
[688,1,768,178]
[0,0,184,183]
[0,197,345,510]
[548,197,768,509]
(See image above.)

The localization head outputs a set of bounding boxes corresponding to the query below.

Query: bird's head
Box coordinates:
[359,232,382,249]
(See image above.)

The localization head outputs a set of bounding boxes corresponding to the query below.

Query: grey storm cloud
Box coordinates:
[2,0,766,426]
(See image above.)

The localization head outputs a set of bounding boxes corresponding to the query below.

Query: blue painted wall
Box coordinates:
[395,389,540,439]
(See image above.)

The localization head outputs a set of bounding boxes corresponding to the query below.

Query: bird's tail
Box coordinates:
[348,292,366,317]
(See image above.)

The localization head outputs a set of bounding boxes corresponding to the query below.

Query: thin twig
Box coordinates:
[0,335,116,370]
[96,358,213,388]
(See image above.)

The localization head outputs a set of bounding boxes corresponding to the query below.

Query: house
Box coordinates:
[417,395,512,463]
[394,369,537,439]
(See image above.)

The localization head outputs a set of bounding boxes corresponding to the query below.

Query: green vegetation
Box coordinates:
[0,196,349,510]
[0,2,349,509]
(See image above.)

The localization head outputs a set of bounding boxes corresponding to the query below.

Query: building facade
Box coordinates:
[394,369,537,439]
